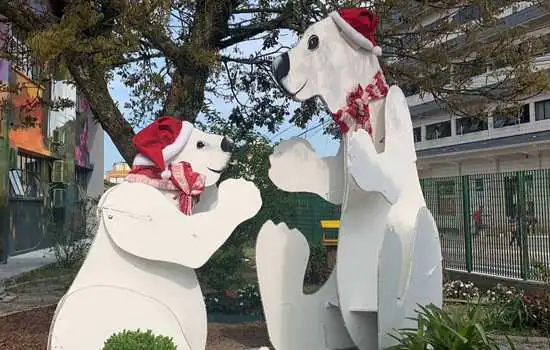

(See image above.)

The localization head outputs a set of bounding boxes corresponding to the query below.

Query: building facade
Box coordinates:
[407,2,550,278]
[105,162,131,184]
[0,24,104,262]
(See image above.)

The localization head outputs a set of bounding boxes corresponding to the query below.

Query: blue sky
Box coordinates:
[103,30,340,174]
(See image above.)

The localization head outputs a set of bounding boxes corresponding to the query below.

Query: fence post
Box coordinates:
[462,175,473,272]
[517,171,529,280]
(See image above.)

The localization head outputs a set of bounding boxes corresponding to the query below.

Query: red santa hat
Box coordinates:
[132,116,193,179]
[330,8,382,56]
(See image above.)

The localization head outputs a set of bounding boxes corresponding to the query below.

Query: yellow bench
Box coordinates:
[320,220,340,246]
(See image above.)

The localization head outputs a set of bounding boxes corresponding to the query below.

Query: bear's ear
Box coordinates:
[383,85,416,164]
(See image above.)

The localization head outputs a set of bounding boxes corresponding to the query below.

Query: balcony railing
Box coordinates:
[407,53,550,110]
[4,33,41,82]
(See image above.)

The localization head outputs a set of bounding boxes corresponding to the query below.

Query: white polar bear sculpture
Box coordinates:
[48,117,262,350]
[256,8,442,349]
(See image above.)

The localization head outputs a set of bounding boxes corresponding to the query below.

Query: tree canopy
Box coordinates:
[1,0,549,163]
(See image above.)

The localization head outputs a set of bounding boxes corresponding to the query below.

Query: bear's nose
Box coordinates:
[221,136,234,153]
[272,52,290,83]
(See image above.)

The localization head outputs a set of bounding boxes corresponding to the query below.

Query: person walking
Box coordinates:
[509,216,521,247]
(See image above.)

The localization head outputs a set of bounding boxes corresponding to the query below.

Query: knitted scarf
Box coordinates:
[126,161,206,215]
[332,70,389,136]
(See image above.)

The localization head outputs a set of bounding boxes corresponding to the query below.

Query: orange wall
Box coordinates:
[8,70,50,156]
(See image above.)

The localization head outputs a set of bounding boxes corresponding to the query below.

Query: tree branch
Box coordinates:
[0,0,50,32]
[218,14,291,49]
[67,59,137,164]
[220,55,270,65]
[232,8,284,14]
[107,51,165,68]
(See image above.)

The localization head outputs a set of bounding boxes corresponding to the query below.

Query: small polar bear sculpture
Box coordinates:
[256,8,442,350]
[48,116,262,350]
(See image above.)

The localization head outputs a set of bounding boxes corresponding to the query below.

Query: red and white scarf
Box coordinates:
[332,70,389,136]
[126,162,206,215]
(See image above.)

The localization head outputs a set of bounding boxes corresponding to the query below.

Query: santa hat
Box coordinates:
[330,8,382,56]
[132,116,193,179]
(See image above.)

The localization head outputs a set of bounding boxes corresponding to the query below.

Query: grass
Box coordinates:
[4,263,79,292]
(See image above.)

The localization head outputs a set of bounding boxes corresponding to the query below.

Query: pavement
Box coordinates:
[0,247,56,283]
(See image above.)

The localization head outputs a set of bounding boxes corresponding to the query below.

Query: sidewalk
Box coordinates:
[0,247,56,283]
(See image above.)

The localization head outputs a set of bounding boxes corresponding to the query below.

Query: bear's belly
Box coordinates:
[49,286,191,350]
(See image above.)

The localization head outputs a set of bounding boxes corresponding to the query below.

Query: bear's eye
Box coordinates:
[196,141,205,149]
[307,35,319,50]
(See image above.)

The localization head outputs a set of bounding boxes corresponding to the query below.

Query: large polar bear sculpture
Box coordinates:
[256,8,442,349]
[48,116,262,350]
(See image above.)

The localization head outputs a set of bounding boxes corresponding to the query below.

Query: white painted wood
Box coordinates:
[102,180,261,269]
[264,11,443,350]
[378,207,442,348]
[49,127,262,350]
[256,220,354,350]
[269,137,344,205]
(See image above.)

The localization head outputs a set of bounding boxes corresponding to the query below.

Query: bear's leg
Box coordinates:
[256,221,354,350]
[402,207,443,320]
[49,286,191,350]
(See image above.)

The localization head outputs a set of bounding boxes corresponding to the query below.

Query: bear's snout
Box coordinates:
[272,53,290,86]
[221,136,234,153]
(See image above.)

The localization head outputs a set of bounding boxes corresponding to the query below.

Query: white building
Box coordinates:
[404,3,550,241]
[408,3,550,178]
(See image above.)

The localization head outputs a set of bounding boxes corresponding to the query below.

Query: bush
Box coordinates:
[523,292,550,330]
[48,196,99,268]
[387,303,516,350]
[443,280,479,300]
[102,329,177,350]
[485,283,523,304]
[483,285,527,332]
[530,262,550,283]
[204,283,263,315]
[304,242,330,286]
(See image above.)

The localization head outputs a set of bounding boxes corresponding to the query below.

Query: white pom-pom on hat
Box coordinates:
[161,169,172,180]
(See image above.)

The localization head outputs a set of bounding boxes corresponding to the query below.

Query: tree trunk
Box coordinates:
[162,67,209,122]
[67,60,137,165]
[161,0,235,122]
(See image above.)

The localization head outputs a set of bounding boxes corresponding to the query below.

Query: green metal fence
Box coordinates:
[421,169,550,281]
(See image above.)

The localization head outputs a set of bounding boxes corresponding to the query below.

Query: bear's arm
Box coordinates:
[269,137,344,205]
[101,180,261,269]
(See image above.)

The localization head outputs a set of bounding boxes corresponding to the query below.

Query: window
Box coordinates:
[456,117,488,135]
[426,121,451,140]
[390,10,402,24]
[493,104,530,128]
[402,83,420,97]
[75,166,90,203]
[535,99,550,121]
[454,5,483,24]
[413,127,421,143]
[9,153,45,198]
[456,60,486,78]
[437,180,457,215]
[474,178,484,192]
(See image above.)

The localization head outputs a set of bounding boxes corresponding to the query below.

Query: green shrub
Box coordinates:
[443,280,479,300]
[387,303,516,350]
[102,329,177,350]
[483,284,528,331]
[523,292,550,331]
[530,262,550,283]
[304,242,330,286]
